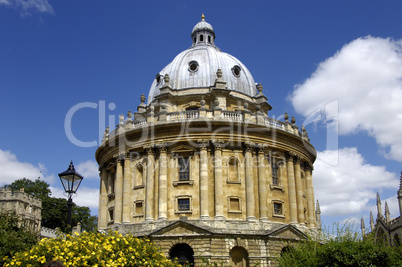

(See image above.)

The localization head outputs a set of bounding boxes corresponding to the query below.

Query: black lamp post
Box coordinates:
[58,161,83,232]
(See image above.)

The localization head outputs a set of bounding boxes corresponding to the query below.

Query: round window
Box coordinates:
[188,61,199,72]
[232,65,241,77]
[155,73,163,84]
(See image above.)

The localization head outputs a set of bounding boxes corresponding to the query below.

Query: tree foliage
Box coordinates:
[4,231,181,267]
[279,223,402,267]
[6,178,97,233]
[0,211,39,266]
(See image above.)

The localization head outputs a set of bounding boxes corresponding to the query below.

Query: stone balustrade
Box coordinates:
[103,108,309,144]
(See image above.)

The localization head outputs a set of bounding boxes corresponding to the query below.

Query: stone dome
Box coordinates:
[147,16,257,104]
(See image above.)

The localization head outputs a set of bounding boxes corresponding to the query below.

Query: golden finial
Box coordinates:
[201,13,205,20]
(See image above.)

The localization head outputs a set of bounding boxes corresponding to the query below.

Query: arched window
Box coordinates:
[229,246,249,267]
[199,34,204,42]
[170,243,194,266]
[271,161,279,185]
[135,164,144,186]
[394,234,400,246]
[208,35,211,43]
[228,157,239,182]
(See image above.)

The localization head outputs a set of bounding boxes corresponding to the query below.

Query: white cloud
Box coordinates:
[314,147,399,217]
[0,149,55,186]
[50,186,99,211]
[291,36,402,161]
[76,160,99,180]
[0,0,54,15]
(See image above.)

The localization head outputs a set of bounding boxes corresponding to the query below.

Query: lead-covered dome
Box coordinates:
[148,16,257,104]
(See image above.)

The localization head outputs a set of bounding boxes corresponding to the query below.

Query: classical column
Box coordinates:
[158,144,168,221]
[145,146,155,222]
[245,142,256,221]
[107,171,112,195]
[286,152,297,223]
[213,140,224,220]
[122,154,132,223]
[305,164,316,228]
[294,156,305,224]
[257,146,268,222]
[98,167,108,229]
[114,158,123,224]
[199,140,210,220]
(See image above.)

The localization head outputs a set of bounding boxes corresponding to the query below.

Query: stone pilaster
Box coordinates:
[199,140,210,220]
[122,154,132,224]
[294,155,305,224]
[158,144,168,221]
[257,146,268,222]
[114,158,123,224]
[107,172,113,195]
[145,146,155,222]
[98,167,108,229]
[245,142,256,221]
[286,152,297,223]
[213,140,224,220]
[305,164,316,228]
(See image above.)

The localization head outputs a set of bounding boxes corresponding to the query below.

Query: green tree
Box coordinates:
[279,223,402,267]
[0,211,39,266]
[6,178,97,233]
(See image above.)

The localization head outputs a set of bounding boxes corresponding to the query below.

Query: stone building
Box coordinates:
[96,15,320,266]
[0,187,42,231]
[362,174,402,247]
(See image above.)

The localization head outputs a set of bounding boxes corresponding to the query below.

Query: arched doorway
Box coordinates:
[229,246,249,267]
[170,243,194,266]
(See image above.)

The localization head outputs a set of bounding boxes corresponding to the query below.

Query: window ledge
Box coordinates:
[107,220,114,225]
[133,214,144,218]
[173,180,194,186]
[134,185,145,190]
[270,185,285,191]
[226,180,241,184]
[228,210,242,214]
[175,211,192,214]
[273,214,285,218]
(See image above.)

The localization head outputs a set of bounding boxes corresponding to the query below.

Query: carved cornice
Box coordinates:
[285,151,296,162]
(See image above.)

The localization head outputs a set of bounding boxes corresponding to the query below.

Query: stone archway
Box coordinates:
[169,243,194,266]
[229,246,249,267]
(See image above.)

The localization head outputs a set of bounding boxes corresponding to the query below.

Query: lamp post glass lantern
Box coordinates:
[58,161,83,232]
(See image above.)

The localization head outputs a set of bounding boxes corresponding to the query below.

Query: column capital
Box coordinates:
[293,154,302,165]
[143,145,154,155]
[244,141,255,152]
[212,139,224,150]
[197,139,209,150]
[304,163,314,173]
[285,151,296,161]
[256,143,267,155]
[156,143,168,153]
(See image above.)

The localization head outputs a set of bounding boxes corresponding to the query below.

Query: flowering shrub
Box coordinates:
[3,231,181,267]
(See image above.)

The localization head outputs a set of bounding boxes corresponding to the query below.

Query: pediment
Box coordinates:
[267,224,308,240]
[150,221,212,237]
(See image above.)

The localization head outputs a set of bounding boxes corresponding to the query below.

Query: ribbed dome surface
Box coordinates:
[192,20,214,35]
[147,17,257,104]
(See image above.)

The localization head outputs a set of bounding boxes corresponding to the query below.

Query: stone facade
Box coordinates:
[96,15,320,266]
[0,187,42,231]
[362,174,402,247]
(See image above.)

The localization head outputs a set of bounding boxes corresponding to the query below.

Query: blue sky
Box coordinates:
[1,0,402,230]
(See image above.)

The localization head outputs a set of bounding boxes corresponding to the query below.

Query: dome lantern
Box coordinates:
[191,14,215,46]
